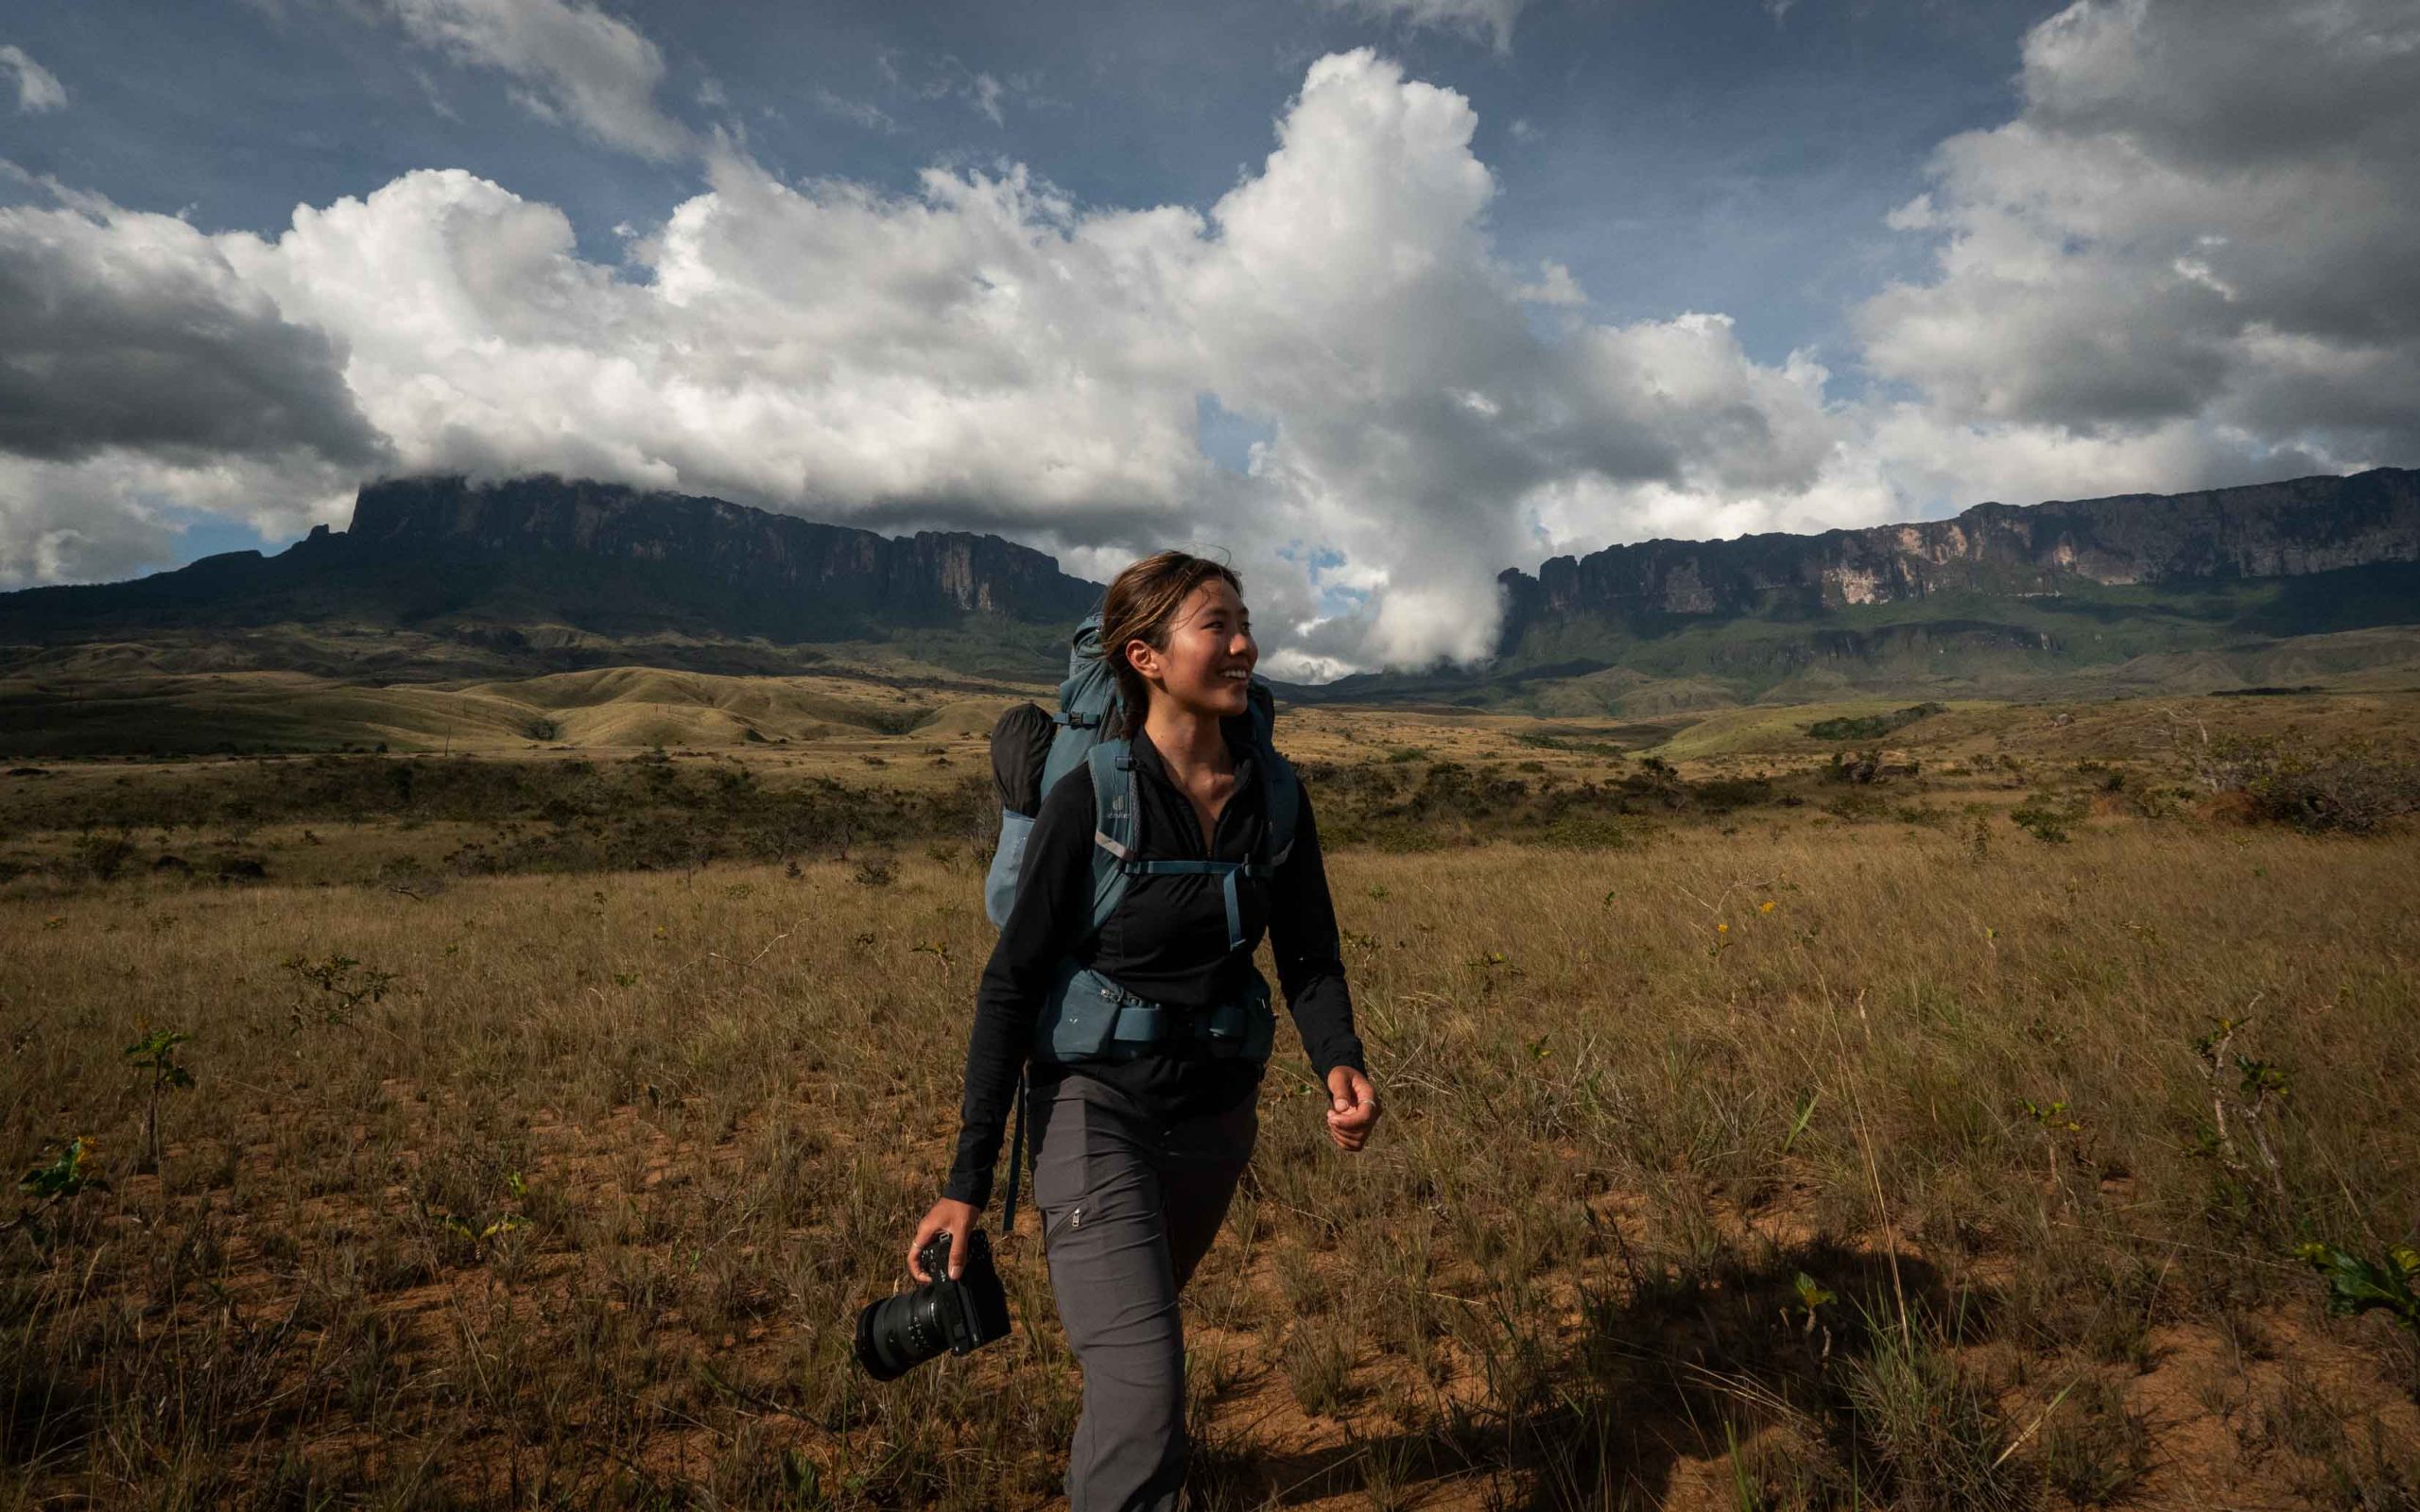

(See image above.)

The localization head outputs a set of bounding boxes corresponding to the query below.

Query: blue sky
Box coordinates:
[2,0,2413,673]
[8,0,2047,364]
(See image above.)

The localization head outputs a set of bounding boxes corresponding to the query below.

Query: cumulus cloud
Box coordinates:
[1322,0,1534,53]
[0,191,388,467]
[385,0,695,161]
[1184,53,1840,663]
[0,43,65,113]
[0,451,358,587]
[1860,0,2420,466]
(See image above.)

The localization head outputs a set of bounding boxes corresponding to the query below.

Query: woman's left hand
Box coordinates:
[1324,1067,1381,1152]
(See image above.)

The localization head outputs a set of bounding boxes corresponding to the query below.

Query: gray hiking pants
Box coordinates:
[1028,1073,1258,1512]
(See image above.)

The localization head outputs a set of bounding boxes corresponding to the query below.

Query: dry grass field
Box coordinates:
[4,690,2418,1509]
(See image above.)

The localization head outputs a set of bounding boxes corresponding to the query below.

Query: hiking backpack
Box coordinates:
[983,608,1300,1069]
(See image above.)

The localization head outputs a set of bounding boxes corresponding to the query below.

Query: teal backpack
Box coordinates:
[984,609,1299,1069]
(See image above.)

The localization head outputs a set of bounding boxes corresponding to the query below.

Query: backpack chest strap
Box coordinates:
[1121,857,1274,954]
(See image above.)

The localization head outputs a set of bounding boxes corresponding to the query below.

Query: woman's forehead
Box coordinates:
[1184,579,1247,618]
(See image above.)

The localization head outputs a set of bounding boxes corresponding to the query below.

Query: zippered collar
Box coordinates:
[1127,716,1261,860]
[1127,715,1257,790]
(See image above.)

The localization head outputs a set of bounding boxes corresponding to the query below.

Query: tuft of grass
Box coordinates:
[1842,1319,2031,1512]
[2041,1375,2154,1505]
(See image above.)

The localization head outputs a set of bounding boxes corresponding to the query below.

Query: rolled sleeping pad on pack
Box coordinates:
[990,702,1057,817]
[985,702,1059,926]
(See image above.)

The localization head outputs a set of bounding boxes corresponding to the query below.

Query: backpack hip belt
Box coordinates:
[1035,958,1275,1067]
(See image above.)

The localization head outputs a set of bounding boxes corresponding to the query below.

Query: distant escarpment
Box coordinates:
[343,476,1099,627]
[1495,468,2420,651]
[0,475,1105,677]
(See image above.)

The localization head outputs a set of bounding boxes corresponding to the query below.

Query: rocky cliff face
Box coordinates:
[346,475,1100,625]
[1496,468,2420,651]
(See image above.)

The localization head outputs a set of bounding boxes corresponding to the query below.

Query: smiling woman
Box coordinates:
[909,549,1381,1510]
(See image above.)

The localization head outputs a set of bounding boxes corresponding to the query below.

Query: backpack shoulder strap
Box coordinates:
[1245,684,1301,868]
[1081,738,1138,937]
[1259,742,1301,868]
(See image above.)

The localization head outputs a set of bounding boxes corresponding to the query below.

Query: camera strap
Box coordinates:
[1001,1067,1028,1234]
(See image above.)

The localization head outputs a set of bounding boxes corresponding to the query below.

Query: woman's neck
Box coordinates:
[1140,699,1232,779]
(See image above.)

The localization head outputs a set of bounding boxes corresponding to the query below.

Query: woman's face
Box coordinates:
[1131,578,1256,720]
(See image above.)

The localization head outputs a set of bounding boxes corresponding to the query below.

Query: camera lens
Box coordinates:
[854,1280,959,1381]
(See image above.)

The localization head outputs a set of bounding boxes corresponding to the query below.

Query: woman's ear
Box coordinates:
[1124,638,1161,682]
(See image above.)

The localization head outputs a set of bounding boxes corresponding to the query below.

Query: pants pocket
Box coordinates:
[1041,1196,1088,1252]
[1030,1087,1096,1257]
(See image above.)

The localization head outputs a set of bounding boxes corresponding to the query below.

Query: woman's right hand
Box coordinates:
[908,1197,979,1281]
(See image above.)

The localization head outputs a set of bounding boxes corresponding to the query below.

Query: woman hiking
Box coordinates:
[909,549,1382,1510]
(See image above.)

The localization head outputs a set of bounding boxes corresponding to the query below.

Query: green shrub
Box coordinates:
[1808,702,1946,742]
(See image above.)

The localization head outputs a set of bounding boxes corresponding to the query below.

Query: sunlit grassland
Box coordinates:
[3,702,2418,1508]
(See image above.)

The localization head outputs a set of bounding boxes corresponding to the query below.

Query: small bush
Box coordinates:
[2189,731,2420,833]
[2010,795,2087,843]
[68,831,137,884]
[1809,702,1946,741]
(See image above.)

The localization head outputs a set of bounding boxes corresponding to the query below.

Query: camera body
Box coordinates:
[854,1229,1011,1381]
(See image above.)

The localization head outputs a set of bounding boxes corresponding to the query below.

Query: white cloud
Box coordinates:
[1860,0,2420,465]
[384,0,695,161]
[0,189,386,466]
[1322,0,1533,52]
[0,43,67,113]
[970,72,1006,127]
[1512,259,1583,305]
[0,451,356,587]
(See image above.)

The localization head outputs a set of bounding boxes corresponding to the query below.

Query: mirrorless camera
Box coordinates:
[854,1229,1011,1381]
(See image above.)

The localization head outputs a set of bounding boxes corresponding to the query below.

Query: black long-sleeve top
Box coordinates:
[944,716,1365,1209]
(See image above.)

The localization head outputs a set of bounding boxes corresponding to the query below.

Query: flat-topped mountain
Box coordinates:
[342,476,1099,625]
[0,475,1104,679]
[1495,468,2420,651]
